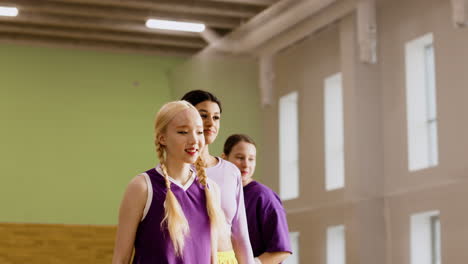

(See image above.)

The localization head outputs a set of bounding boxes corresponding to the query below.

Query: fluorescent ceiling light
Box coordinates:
[146,19,205,33]
[0,6,18,17]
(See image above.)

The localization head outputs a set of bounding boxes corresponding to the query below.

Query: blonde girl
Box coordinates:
[112,101,226,264]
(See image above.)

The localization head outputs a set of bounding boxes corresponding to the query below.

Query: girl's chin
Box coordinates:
[241,175,252,181]
[242,178,253,186]
[204,134,217,144]
[182,155,199,163]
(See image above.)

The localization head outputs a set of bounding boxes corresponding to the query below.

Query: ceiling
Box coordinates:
[0,0,279,56]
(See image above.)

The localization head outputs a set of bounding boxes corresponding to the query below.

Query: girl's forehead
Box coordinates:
[169,109,202,126]
[233,141,256,152]
[196,100,220,113]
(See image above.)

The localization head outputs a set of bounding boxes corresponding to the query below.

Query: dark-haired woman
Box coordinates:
[181,90,255,264]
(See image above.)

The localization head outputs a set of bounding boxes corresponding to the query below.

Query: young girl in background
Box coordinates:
[223,134,292,264]
[181,90,255,264]
[112,101,225,264]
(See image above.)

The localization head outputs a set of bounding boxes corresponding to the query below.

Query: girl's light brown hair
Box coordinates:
[223,134,256,156]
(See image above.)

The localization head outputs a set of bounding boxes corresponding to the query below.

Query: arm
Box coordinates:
[112,175,147,264]
[231,170,255,264]
[257,252,291,264]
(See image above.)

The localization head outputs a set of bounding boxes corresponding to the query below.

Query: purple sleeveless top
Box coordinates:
[132,168,211,264]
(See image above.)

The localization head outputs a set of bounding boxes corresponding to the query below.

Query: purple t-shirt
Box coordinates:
[133,168,211,264]
[243,181,292,258]
[205,158,255,264]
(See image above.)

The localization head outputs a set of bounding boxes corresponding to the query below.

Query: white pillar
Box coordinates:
[259,54,275,108]
[357,0,377,64]
[451,0,468,27]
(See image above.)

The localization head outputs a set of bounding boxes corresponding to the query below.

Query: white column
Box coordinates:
[259,54,275,108]
[451,0,468,27]
[357,0,377,64]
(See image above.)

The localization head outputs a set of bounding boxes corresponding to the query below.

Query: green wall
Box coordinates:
[169,51,264,181]
[0,44,185,225]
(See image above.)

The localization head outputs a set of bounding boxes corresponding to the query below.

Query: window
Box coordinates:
[284,232,300,264]
[324,73,345,190]
[405,33,438,171]
[431,216,441,264]
[327,225,346,264]
[411,211,441,264]
[279,91,299,200]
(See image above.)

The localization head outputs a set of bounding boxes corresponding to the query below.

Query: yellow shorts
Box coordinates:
[217,251,238,264]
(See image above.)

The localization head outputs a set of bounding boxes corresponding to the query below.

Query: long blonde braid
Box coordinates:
[156,141,190,257]
[195,156,229,263]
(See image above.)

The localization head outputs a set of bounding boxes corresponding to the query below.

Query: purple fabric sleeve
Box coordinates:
[244,181,292,258]
[261,200,292,253]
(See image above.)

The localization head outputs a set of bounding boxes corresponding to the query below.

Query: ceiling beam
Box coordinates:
[0,34,197,56]
[207,0,337,54]
[200,27,221,44]
[0,22,206,48]
[0,11,205,37]
[202,0,277,6]
[3,0,241,29]
[48,0,261,18]
[255,0,356,56]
